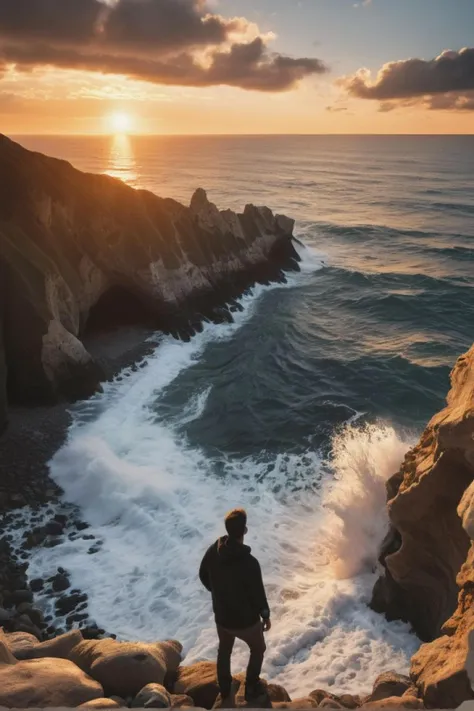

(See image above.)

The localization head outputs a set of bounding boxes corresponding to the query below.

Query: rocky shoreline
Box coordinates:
[1,136,474,708]
[0,323,169,645]
[0,622,436,710]
[1,345,473,709]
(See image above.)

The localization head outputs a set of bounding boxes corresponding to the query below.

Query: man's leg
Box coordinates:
[236,621,266,694]
[216,625,235,697]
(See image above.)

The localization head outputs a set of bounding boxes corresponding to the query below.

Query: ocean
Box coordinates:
[10,134,474,696]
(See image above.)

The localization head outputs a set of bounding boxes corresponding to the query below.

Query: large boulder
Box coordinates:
[371,345,474,641]
[365,673,412,703]
[0,134,299,425]
[174,662,221,709]
[0,630,103,708]
[69,637,182,698]
[6,629,83,660]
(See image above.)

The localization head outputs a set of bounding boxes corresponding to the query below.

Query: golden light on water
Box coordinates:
[104,133,137,186]
[107,111,134,134]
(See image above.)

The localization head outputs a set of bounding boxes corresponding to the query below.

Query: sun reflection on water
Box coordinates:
[104,133,138,187]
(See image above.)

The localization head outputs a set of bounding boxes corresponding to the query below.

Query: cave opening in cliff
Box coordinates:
[83,285,158,336]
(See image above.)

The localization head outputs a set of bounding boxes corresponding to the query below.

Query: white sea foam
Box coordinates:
[13,249,420,696]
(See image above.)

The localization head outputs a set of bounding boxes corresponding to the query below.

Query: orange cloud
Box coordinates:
[0,0,328,91]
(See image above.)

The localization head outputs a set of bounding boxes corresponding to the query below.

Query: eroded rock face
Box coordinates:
[371,344,474,642]
[0,134,299,427]
[409,480,474,708]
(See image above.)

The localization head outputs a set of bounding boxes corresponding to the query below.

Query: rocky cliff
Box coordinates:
[372,344,474,707]
[0,135,299,430]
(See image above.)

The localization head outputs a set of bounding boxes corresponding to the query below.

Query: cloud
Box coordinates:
[339,47,474,110]
[0,0,328,91]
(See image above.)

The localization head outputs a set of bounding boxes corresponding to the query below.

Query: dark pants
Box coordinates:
[216,620,266,696]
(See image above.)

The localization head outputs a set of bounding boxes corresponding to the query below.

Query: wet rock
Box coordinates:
[66,612,89,625]
[44,536,63,548]
[9,589,33,605]
[45,520,64,536]
[30,577,44,592]
[0,607,12,622]
[51,572,71,592]
[56,592,88,616]
[22,606,44,627]
[76,521,90,531]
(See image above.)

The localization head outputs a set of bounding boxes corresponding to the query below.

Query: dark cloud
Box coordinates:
[0,0,328,91]
[340,47,474,110]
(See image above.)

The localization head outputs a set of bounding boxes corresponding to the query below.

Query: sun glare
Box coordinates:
[108,111,133,134]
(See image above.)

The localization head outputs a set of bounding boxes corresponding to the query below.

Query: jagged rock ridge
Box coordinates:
[0,135,300,430]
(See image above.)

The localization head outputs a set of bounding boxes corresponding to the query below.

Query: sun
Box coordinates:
[107,111,133,134]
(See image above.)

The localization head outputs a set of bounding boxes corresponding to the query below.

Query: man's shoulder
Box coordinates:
[204,539,219,557]
[247,553,261,570]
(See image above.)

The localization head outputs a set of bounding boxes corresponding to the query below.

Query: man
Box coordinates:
[199,508,271,702]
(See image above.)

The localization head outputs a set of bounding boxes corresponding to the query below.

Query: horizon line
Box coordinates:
[8,132,474,138]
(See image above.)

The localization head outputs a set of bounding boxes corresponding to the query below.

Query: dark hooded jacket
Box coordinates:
[199,536,270,630]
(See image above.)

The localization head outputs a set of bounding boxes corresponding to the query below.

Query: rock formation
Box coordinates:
[369,343,474,707]
[0,134,299,431]
[371,344,474,642]
[408,478,474,708]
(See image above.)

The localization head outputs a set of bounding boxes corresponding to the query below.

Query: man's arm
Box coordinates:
[250,558,271,628]
[199,548,212,592]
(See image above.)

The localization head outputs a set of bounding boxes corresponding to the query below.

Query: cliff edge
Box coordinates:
[0,135,299,430]
[372,343,474,707]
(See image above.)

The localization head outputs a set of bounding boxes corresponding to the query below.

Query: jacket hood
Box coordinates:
[216,536,251,563]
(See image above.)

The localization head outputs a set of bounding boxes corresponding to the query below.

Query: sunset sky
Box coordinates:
[1,0,474,135]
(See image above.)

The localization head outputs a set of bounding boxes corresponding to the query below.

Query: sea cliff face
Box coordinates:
[0,135,299,430]
[372,344,474,707]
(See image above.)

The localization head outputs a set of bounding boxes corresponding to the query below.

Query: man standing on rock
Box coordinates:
[199,508,271,703]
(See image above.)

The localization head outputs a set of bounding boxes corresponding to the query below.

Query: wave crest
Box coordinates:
[322,423,413,579]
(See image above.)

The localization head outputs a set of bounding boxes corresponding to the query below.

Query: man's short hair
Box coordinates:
[225,508,247,539]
